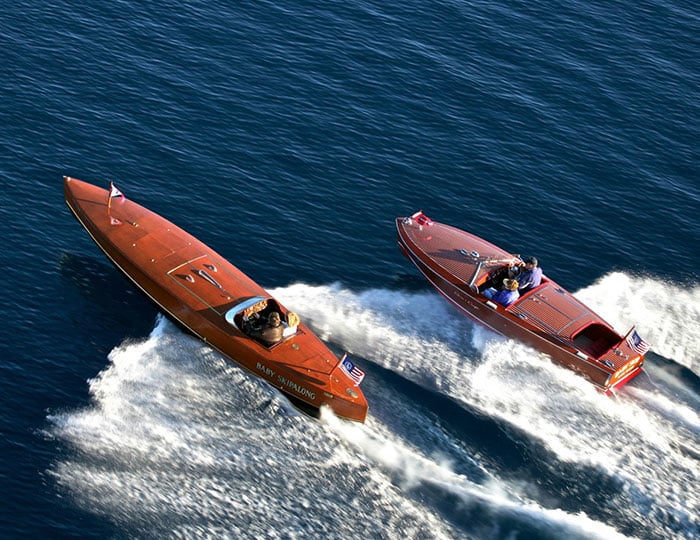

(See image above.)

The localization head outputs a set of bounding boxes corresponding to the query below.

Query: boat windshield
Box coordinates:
[224,296,272,328]
[465,253,519,290]
[224,296,299,342]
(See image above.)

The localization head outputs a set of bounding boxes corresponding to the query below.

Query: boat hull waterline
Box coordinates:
[64,177,368,422]
[396,211,646,391]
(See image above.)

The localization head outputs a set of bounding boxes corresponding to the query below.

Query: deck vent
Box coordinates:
[460,249,479,258]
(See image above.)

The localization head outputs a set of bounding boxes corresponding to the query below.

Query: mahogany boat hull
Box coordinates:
[396,212,645,391]
[64,177,368,422]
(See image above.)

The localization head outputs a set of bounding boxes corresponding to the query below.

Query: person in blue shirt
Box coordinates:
[484,278,520,306]
[511,256,542,294]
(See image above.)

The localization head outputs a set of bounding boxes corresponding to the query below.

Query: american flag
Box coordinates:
[626,329,650,355]
[340,355,365,386]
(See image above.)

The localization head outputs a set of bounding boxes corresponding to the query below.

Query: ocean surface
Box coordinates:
[1,1,698,538]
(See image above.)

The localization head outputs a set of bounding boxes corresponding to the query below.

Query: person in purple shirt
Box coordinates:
[511,256,542,294]
[484,278,520,306]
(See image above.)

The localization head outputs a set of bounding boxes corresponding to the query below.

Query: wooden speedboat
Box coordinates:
[64,177,368,422]
[396,211,647,391]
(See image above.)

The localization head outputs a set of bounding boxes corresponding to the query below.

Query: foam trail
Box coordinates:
[322,411,631,540]
[272,283,477,390]
[47,273,698,538]
[47,316,462,538]
[274,273,699,539]
[575,272,700,375]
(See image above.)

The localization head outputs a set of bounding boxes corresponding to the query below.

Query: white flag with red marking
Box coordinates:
[107,182,126,225]
[109,182,125,201]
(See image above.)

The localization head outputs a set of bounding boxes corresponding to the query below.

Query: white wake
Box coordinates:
[47,271,698,538]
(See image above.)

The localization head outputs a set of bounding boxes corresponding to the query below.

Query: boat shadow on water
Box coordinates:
[58,252,159,339]
[388,272,438,292]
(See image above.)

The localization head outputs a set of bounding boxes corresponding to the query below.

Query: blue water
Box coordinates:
[2,1,698,538]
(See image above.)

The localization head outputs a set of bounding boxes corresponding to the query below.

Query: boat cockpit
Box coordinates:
[224,296,300,346]
[472,256,548,302]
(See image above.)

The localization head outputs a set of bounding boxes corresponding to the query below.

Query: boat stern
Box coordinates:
[604,328,649,391]
[326,355,369,422]
[605,352,645,391]
[325,388,368,423]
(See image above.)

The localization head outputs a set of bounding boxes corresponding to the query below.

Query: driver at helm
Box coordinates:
[510,256,542,294]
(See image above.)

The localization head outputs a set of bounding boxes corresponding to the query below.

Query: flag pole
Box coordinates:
[107,181,124,226]
[107,182,113,217]
[613,325,635,351]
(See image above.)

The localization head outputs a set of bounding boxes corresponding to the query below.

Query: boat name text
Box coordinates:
[256,362,316,400]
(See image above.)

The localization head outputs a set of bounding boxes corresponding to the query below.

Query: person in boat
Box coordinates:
[483,278,520,306]
[244,311,284,345]
[510,256,542,294]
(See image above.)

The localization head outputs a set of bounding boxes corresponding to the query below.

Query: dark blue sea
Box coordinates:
[2,1,698,538]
